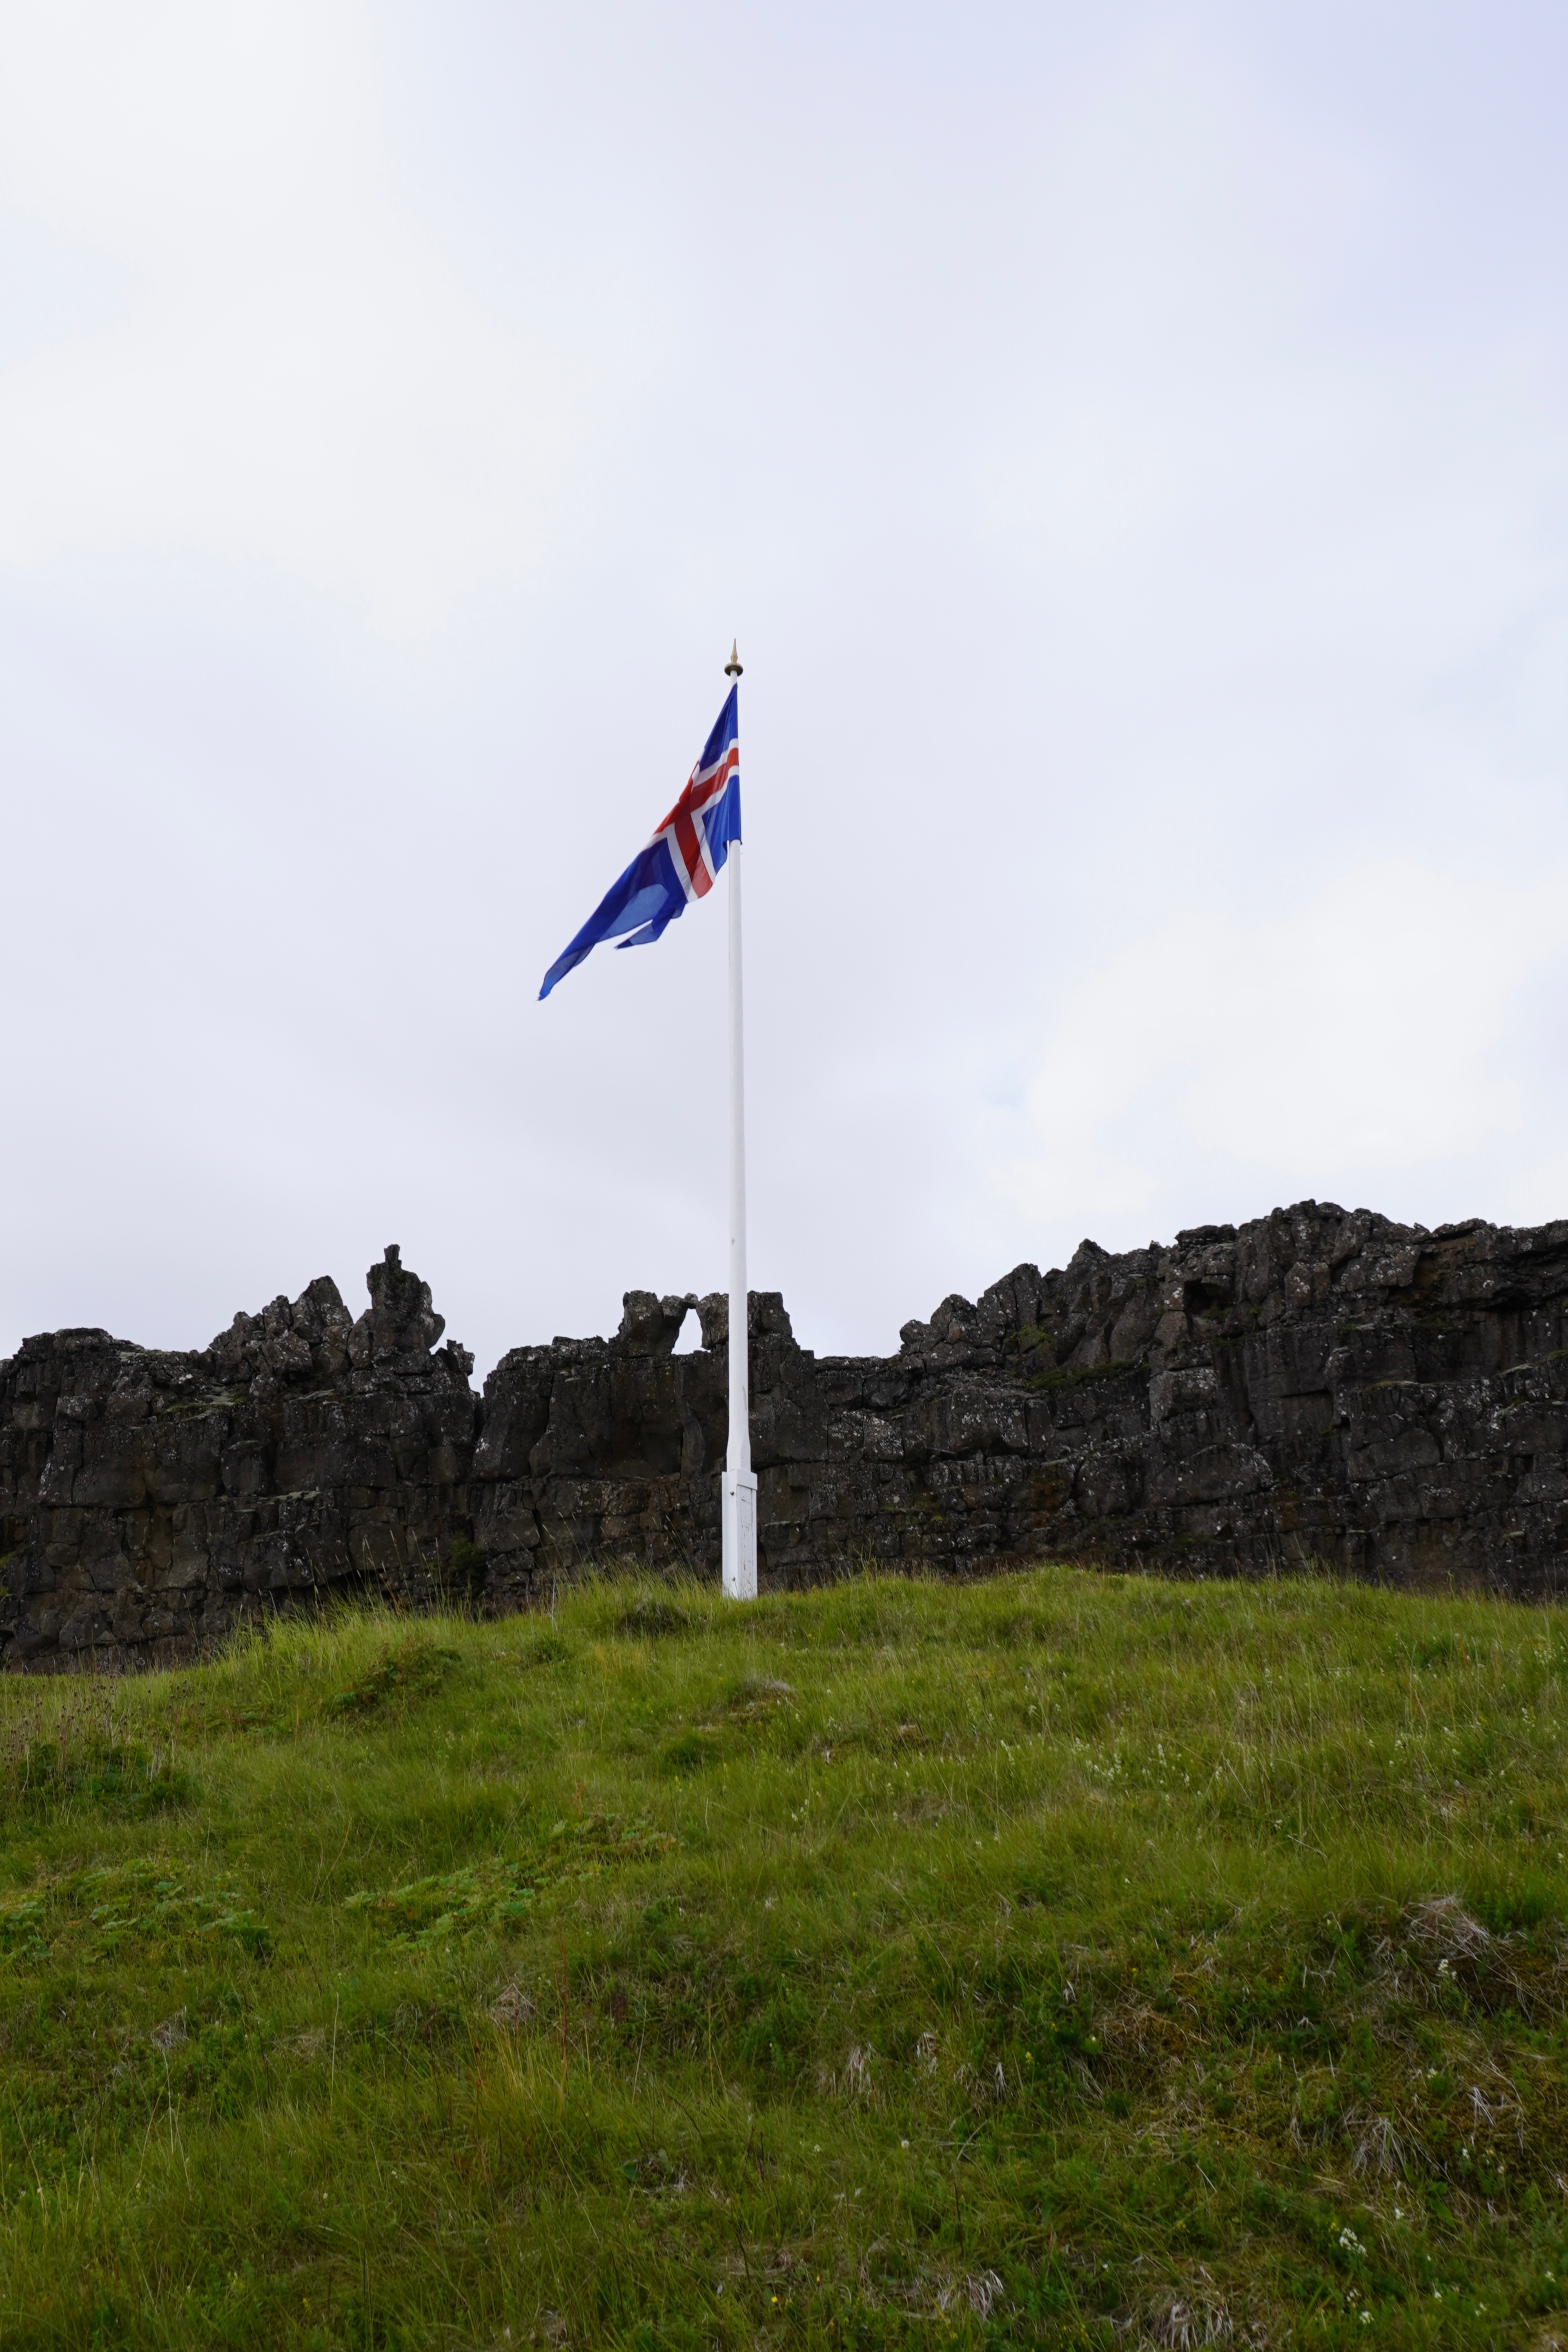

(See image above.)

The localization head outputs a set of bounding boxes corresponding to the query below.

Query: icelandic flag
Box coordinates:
[539,685,741,1000]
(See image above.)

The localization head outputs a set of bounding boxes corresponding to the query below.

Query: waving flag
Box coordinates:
[538,685,740,1000]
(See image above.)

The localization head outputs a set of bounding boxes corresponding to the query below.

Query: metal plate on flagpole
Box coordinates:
[721,1469,757,1600]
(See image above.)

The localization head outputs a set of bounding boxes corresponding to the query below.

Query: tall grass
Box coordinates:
[2,1565,1567,2347]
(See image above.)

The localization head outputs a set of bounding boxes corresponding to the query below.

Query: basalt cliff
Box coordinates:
[3,1203,1567,1670]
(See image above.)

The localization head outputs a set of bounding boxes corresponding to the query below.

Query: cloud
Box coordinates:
[0,1,618,630]
[1004,857,1568,1238]
[0,1,1561,1368]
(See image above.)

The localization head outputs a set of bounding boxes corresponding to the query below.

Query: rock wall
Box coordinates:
[3,1203,1567,1670]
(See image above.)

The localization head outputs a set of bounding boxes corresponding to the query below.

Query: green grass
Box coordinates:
[3,1565,1568,2349]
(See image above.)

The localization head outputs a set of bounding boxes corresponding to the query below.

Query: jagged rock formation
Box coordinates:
[3,1205,1566,1669]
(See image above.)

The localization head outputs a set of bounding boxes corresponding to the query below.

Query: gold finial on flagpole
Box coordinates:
[725,640,743,678]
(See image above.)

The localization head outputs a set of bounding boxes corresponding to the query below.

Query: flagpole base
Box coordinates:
[720,1469,757,1600]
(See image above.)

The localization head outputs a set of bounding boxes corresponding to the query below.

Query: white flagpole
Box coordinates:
[719,640,757,1600]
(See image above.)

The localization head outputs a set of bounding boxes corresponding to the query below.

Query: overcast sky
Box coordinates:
[2,0,1564,1376]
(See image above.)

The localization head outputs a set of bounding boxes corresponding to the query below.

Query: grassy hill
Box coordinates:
[2,1566,1567,2350]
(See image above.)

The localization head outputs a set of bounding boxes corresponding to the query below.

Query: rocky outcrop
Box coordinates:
[3,1204,1567,1669]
